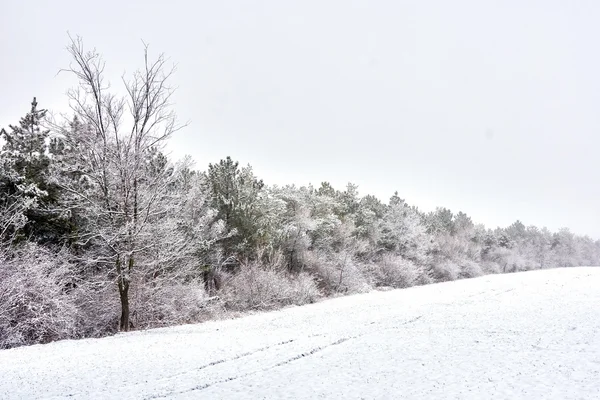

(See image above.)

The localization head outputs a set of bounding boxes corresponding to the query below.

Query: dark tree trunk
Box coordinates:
[118,278,130,331]
[117,255,134,332]
[202,266,222,296]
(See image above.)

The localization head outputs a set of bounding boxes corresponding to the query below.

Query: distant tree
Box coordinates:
[378,199,431,263]
[425,207,455,236]
[205,157,267,258]
[354,194,386,248]
[550,228,576,268]
[308,184,345,252]
[335,183,360,219]
[505,220,527,249]
[453,211,474,236]
[316,181,336,198]
[271,185,314,272]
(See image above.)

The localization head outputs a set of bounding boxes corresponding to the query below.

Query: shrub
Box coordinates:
[303,250,370,295]
[370,255,421,288]
[130,278,221,329]
[72,277,119,338]
[0,245,79,349]
[430,260,461,282]
[221,263,320,311]
[458,259,484,279]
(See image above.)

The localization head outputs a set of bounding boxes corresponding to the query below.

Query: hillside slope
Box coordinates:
[1,267,599,399]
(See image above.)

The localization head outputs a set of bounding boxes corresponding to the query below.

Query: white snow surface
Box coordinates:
[1,267,600,399]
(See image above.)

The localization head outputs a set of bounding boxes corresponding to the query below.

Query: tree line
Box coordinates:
[1,37,599,349]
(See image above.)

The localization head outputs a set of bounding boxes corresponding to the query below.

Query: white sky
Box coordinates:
[1,0,599,238]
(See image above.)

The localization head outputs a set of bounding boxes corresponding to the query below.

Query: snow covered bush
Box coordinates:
[129,278,220,329]
[429,260,461,282]
[480,260,502,274]
[221,262,320,311]
[70,276,120,338]
[458,259,484,279]
[304,250,371,295]
[0,245,79,349]
[370,255,421,288]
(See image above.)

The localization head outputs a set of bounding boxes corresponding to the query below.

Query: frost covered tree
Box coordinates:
[206,157,268,259]
[0,98,69,244]
[0,185,29,244]
[270,185,315,271]
[425,207,455,236]
[378,194,431,263]
[549,228,577,268]
[354,194,386,237]
[52,36,187,331]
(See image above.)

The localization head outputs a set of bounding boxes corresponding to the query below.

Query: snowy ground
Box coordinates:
[1,267,599,400]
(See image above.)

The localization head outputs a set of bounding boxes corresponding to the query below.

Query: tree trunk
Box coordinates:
[118,278,130,332]
[117,255,133,332]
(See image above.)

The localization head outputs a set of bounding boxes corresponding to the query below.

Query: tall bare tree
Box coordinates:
[55,36,186,331]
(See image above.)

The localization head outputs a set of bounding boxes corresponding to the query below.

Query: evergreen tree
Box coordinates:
[206,156,266,258]
[0,98,70,244]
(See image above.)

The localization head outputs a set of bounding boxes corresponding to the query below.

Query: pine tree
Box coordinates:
[1,97,49,195]
[0,98,69,244]
[206,156,266,258]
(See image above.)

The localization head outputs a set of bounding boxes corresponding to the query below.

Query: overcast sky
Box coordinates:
[1,0,599,238]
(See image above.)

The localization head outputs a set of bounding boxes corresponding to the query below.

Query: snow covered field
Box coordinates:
[1,267,599,399]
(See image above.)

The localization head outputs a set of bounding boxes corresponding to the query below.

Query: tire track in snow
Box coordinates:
[142,338,297,399]
[65,338,300,399]
[166,336,356,397]
[152,315,425,398]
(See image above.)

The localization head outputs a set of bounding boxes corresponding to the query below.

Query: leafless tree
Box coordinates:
[55,35,187,331]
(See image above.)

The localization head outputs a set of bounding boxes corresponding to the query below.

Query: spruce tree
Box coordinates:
[0,98,71,244]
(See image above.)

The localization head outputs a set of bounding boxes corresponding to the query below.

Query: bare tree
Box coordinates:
[55,35,186,331]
